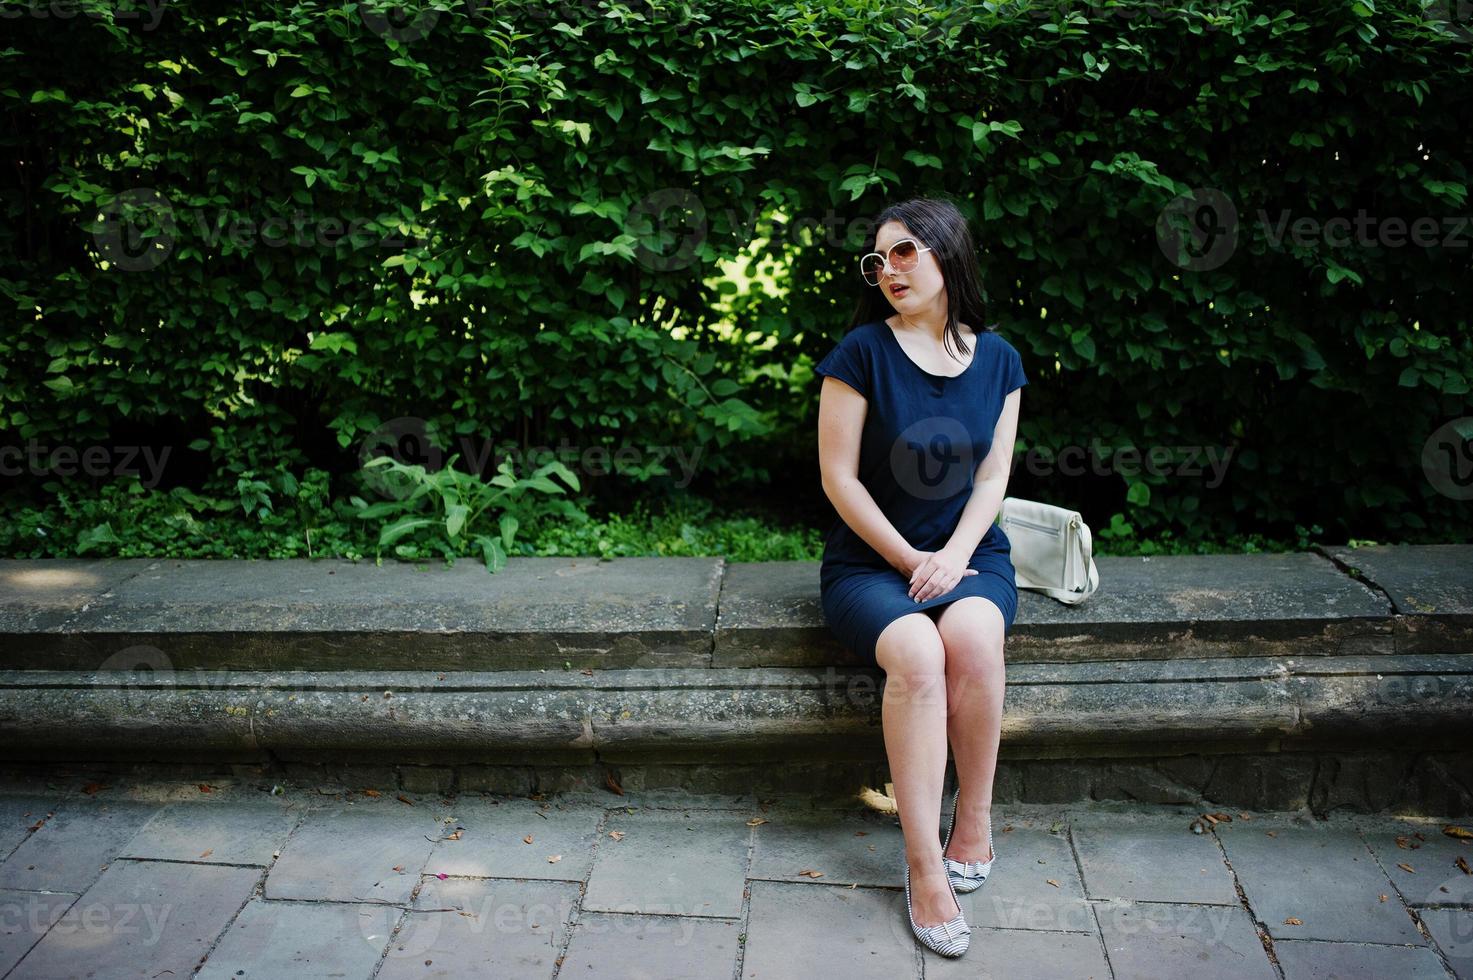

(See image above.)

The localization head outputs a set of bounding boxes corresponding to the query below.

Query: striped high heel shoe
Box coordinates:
[903,856,971,957]
[940,785,996,893]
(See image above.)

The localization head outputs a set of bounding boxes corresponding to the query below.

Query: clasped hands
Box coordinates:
[893,544,978,603]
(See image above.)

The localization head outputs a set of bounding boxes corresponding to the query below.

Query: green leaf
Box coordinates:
[379,517,435,547]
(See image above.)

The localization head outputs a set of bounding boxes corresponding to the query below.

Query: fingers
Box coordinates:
[914,572,952,603]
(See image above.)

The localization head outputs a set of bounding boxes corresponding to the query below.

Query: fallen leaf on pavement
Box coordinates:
[1456,856,1471,875]
[362,789,381,797]
[1046,879,1059,888]
[199,848,213,859]
[747,818,767,827]
[1443,825,1472,840]
[1397,862,1416,873]
[523,834,534,844]
[608,830,625,841]
[796,869,823,878]
[548,855,562,863]
[1284,917,1302,925]
[396,794,414,806]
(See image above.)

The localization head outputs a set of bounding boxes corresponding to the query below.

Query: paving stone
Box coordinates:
[265,799,444,904]
[1095,899,1276,980]
[583,808,749,918]
[747,808,902,886]
[0,798,160,892]
[1354,815,1473,908]
[557,912,741,980]
[119,798,304,865]
[0,793,64,859]
[1071,811,1238,904]
[1216,817,1423,944]
[196,897,397,979]
[9,859,259,980]
[375,876,578,979]
[958,825,1094,933]
[0,888,74,977]
[422,797,601,882]
[1274,938,1451,980]
[926,926,1110,979]
[741,879,916,979]
[1419,908,1473,979]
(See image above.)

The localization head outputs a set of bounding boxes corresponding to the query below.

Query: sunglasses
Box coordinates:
[859,238,934,286]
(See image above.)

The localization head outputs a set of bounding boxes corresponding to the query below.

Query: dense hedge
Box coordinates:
[3,0,1471,546]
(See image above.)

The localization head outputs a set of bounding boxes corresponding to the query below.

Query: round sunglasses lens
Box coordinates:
[861,256,884,282]
[891,240,919,271]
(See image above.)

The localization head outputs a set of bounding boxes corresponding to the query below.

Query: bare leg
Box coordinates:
[874,612,958,927]
[936,597,1007,864]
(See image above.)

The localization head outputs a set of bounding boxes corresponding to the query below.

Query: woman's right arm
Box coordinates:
[817,375,917,575]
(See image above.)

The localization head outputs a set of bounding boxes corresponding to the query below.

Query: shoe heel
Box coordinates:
[941,787,996,894]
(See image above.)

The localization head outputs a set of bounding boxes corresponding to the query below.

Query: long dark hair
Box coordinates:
[847,196,995,364]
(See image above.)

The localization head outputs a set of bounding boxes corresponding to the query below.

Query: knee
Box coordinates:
[875,615,947,705]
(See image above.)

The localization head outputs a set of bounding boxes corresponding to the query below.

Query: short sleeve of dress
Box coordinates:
[814,330,869,399]
[1004,342,1028,395]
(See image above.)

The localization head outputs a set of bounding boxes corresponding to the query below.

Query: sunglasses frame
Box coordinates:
[858,238,935,286]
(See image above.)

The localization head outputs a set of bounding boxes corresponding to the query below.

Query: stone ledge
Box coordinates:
[2,654,1469,767]
[4,545,1467,670]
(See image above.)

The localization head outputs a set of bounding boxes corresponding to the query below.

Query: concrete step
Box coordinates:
[0,545,1469,812]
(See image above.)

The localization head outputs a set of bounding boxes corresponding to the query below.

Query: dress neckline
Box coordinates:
[878,319,980,381]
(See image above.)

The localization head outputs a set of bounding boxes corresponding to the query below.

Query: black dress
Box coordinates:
[814,319,1030,667]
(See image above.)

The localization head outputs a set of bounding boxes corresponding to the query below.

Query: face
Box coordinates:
[868,221,945,314]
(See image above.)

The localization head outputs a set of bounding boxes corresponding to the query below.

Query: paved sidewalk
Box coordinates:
[0,771,1469,979]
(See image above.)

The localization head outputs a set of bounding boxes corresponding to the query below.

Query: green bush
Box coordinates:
[3,0,1470,553]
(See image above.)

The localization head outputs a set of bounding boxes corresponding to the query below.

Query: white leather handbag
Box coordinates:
[998,496,1100,604]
